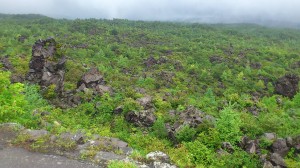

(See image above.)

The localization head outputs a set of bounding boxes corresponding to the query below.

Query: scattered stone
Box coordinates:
[250,62,262,69]
[152,162,177,168]
[221,142,234,153]
[144,56,157,68]
[286,137,293,147]
[113,106,124,115]
[125,110,156,127]
[209,55,223,64]
[0,56,14,71]
[263,133,277,141]
[137,96,153,110]
[246,140,258,154]
[95,85,112,96]
[146,151,170,163]
[240,136,259,154]
[274,74,299,98]
[77,68,104,89]
[271,138,289,157]
[18,35,27,43]
[165,106,215,143]
[270,153,286,167]
[263,161,277,168]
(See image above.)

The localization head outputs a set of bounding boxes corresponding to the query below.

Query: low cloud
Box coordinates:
[0,0,299,24]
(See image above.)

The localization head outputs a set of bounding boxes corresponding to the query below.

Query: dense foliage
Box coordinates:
[0,14,300,167]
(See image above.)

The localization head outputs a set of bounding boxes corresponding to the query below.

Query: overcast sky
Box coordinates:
[0,0,299,24]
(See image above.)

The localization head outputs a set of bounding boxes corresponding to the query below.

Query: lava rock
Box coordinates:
[26,38,66,95]
[270,153,286,167]
[274,74,299,98]
[125,110,156,127]
[146,151,170,163]
[272,138,289,157]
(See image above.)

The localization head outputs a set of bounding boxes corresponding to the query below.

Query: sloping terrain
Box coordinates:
[0,14,300,167]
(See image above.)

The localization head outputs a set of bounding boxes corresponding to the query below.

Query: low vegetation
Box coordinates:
[0,14,300,167]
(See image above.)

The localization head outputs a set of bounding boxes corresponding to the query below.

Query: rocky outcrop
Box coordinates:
[0,56,14,71]
[125,96,157,127]
[146,151,177,168]
[77,68,112,96]
[271,138,289,157]
[166,106,215,143]
[274,74,299,98]
[239,136,260,154]
[239,133,300,168]
[26,38,66,95]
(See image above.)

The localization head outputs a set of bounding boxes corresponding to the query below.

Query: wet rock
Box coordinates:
[272,138,289,157]
[270,153,286,167]
[26,38,66,95]
[274,74,299,98]
[146,151,170,163]
[0,56,14,71]
[125,110,156,127]
[94,151,126,164]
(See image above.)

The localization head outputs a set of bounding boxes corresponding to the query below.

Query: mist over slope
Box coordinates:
[0,0,300,27]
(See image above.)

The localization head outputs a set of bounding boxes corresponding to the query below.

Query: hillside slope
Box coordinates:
[0,14,300,167]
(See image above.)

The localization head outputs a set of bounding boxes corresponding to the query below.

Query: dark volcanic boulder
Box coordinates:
[275,74,299,98]
[271,138,289,157]
[26,38,66,95]
[0,56,14,71]
[166,106,215,143]
[125,110,156,127]
[77,68,105,90]
[144,56,157,68]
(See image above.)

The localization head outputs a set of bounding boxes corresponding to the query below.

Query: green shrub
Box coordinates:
[176,125,197,142]
[108,160,137,168]
[0,71,26,122]
[185,140,215,166]
[216,107,242,144]
[151,118,168,139]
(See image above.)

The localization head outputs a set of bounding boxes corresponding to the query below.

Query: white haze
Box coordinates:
[0,0,299,24]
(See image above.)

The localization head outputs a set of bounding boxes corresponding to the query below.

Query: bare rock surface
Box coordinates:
[0,148,101,168]
[26,38,66,95]
[274,74,299,98]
